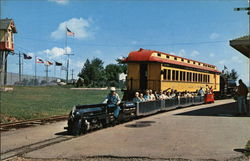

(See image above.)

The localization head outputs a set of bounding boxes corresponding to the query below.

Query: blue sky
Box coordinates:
[1,0,249,85]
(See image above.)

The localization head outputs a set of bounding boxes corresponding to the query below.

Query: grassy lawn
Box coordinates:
[245,140,250,157]
[0,86,123,123]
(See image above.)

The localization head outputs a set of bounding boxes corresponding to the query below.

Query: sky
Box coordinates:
[1,0,249,85]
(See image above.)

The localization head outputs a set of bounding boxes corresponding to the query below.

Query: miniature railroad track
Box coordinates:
[0,114,68,131]
[0,135,74,160]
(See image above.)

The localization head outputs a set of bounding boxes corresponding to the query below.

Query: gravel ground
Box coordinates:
[6,156,250,161]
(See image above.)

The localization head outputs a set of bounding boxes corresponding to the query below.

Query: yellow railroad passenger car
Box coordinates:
[123,48,221,93]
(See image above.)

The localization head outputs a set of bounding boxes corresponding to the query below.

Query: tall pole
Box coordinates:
[34,56,37,85]
[71,69,74,81]
[66,55,69,83]
[45,64,48,83]
[54,63,56,80]
[21,54,24,79]
[18,51,21,82]
[65,25,68,83]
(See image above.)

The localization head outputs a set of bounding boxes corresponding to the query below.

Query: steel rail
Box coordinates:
[0,114,68,131]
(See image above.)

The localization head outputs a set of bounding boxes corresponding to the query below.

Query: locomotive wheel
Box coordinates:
[71,119,84,136]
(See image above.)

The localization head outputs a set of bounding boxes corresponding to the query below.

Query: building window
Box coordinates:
[187,60,190,63]
[193,61,195,64]
[166,55,170,59]
[181,59,184,62]
[167,69,171,80]
[180,71,183,81]
[203,75,206,83]
[176,71,179,81]
[172,70,175,80]
[189,72,191,81]
[198,74,201,82]
[208,75,210,83]
[163,69,167,80]
[174,57,177,60]
[157,53,161,57]
[183,72,186,81]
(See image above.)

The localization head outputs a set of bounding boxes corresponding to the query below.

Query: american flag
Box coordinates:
[36,58,44,63]
[66,27,75,36]
[45,61,53,66]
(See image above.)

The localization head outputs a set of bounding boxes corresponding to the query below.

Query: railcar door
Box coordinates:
[140,64,148,90]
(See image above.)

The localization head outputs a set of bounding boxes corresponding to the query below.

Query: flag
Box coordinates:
[66,27,75,36]
[224,65,228,70]
[55,61,62,66]
[36,58,44,63]
[23,53,32,59]
[45,61,53,66]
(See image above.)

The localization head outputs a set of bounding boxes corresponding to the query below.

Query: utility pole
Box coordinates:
[234,0,250,38]
[18,51,21,82]
[71,69,74,81]
[65,53,74,84]
[234,0,250,87]
[34,56,37,85]
[45,64,49,83]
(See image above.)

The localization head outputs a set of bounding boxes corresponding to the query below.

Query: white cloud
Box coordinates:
[218,60,226,65]
[209,53,215,57]
[131,41,138,45]
[51,17,93,40]
[190,50,200,57]
[209,33,219,40]
[74,61,85,69]
[43,46,72,59]
[48,0,69,5]
[231,56,242,63]
[219,56,242,66]
[93,50,102,55]
[170,49,186,57]
[178,49,186,57]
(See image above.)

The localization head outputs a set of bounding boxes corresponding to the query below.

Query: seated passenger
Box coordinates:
[103,87,121,118]
[198,87,205,96]
[144,89,151,101]
[170,89,176,98]
[158,90,165,100]
[133,92,142,102]
[209,86,214,94]
[140,93,145,102]
[149,89,156,101]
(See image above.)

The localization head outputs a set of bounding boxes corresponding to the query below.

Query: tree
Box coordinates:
[229,69,239,81]
[78,58,105,87]
[116,57,127,74]
[221,68,239,81]
[105,64,122,87]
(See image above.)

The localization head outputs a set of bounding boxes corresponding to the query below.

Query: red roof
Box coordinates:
[124,48,221,73]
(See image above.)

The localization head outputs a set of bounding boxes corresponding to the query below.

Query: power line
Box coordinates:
[15,36,228,47]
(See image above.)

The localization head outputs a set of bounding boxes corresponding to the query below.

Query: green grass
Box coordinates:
[245,140,250,156]
[0,86,123,123]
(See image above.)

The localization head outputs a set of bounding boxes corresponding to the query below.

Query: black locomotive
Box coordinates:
[66,96,205,135]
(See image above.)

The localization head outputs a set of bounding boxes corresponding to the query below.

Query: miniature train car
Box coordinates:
[66,96,205,135]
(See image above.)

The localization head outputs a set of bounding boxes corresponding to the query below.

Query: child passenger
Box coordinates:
[133,92,142,102]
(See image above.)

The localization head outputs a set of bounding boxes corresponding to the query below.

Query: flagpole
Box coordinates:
[34,56,37,85]
[54,62,56,80]
[22,54,24,79]
[65,25,69,84]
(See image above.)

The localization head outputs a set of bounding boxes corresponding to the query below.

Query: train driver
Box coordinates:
[103,87,121,118]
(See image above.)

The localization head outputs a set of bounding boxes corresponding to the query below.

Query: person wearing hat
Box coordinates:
[103,87,121,118]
